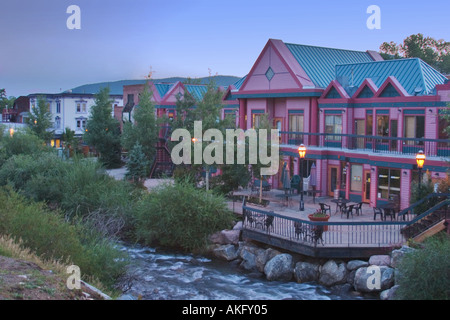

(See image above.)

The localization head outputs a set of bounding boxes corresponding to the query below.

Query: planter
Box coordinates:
[308,214,330,231]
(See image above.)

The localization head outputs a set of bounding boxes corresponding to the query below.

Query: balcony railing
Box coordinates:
[280,131,450,158]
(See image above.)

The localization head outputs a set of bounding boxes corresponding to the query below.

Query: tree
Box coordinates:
[84,87,122,168]
[26,96,53,141]
[125,142,149,184]
[121,82,159,170]
[0,89,15,114]
[380,33,450,73]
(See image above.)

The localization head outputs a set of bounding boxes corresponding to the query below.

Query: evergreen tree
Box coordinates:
[26,96,53,141]
[126,142,150,184]
[121,82,159,167]
[84,88,122,168]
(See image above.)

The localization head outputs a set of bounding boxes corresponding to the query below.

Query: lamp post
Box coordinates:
[416,150,426,190]
[298,144,306,211]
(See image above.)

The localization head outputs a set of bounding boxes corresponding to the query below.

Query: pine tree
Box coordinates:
[126,142,150,184]
[84,87,122,168]
[26,96,53,141]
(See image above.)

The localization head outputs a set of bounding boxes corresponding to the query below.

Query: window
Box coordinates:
[224,110,236,125]
[404,115,425,145]
[377,115,389,137]
[77,103,81,113]
[56,101,61,114]
[252,111,265,129]
[350,164,363,192]
[82,103,87,113]
[366,114,373,135]
[377,168,400,200]
[325,115,342,141]
[54,116,61,129]
[289,113,304,144]
[76,119,86,130]
[77,101,87,113]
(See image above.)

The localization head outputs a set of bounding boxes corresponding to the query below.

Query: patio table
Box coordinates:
[330,198,351,214]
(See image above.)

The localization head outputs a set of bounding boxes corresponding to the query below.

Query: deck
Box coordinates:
[230,188,411,259]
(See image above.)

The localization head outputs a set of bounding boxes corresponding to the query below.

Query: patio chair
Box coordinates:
[341,204,355,219]
[294,221,308,241]
[354,202,363,216]
[373,207,384,221]
[264,215,274,231]
[384,208,396,221]
[311,225,324,246]
[319,203,331,215]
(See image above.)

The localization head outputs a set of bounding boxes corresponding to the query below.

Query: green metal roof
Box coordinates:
[233,75,247,90]
[154,83,174,98]
[335,58,448,96]
[284,43,374,89]
[184,84,208,101]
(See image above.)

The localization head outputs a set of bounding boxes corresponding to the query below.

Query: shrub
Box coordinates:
[0,187,127,288]
[135,180,235,251]
[396,234,450,300]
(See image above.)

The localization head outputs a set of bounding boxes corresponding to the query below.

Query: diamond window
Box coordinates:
[265,67,275,81]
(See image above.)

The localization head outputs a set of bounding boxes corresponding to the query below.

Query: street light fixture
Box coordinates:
[298,144,306,211]
[416,150,426,189]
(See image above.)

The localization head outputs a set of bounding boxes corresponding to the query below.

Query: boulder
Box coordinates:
[233,221,243,230]
[319,260,348,286]
[209,229,241,245]
[354,266,395,293]
[239,248,258,271]
[255,248,280,273]
[347,260,369,271]
[380,284,400,300]
[390,246,415,268]
[213,244,238,261]
[264,254,293,281]
[294,261,320,283]
[368,255,391,267]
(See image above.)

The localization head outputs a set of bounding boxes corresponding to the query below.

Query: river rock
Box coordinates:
[233,221,243,230]
[255,248,280,273]
[390,246,415,268]
[369,255,391,267]
[294,261,320,283]
[209,229,241,245]
[213,244,238,261]
[239,248,258,271]
[353,266,395,293]
[347,260,369,271]
[319,260,348,286]
[380,285,400,300]
[264,254,293,281]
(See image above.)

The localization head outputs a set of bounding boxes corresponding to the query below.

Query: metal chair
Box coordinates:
[319,203,331,215]
[384,208,396,221]
[355,202,363,216]
[373,207,384,221]
[342,204,355,219]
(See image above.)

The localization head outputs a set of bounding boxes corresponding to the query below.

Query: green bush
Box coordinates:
[0,187,127,288]
[396,235,450,300]
[135,180,235,251]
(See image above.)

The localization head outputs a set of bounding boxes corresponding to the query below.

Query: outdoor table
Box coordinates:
[275,193,296,207]
[378,202,398,220]
[330,198,351,214]
[306,189,322,204]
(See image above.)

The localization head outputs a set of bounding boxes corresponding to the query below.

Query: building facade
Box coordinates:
[232,39,450,209]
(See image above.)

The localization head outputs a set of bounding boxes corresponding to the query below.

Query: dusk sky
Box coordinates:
[1,0,449,97]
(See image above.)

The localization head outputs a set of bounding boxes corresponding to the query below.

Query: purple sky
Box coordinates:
[1,0,449,97]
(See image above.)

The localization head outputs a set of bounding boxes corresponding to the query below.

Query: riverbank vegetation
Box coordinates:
[0,130,235,292]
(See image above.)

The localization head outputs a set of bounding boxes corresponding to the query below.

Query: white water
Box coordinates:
[118,245,362,300]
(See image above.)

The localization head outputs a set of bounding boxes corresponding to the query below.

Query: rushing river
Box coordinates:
[118,244,363,300]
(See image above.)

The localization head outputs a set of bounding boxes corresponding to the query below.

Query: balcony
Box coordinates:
[280,131,450,159]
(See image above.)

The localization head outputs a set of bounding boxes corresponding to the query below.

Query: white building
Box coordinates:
[28,91,123,147]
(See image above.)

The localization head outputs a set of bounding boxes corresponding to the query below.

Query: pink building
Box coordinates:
[233,39,450,209]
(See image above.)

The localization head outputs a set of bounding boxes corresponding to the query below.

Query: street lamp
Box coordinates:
[416,150,426,189]
[298,144,306,211]
[9,127,14,137]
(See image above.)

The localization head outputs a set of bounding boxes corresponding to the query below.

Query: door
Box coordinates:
[273,117,283,144]
[363,170,371,203]
[355,119,365,149]
[328,166,339,197]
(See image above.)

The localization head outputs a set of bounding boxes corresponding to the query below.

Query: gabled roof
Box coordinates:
[284,43,375,89]
[336,58,448,96]
[184,84,208,101]
[154,83,174,99]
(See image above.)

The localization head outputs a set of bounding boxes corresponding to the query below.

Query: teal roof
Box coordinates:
[335,58,448,96]
[285,43,374,89]
[233,75,247,90]
[184,84,208,101]
[154,83,174,98]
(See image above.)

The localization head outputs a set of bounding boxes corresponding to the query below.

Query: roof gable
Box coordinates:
[375,76,408,98]
[336,58,447,96]
[285,43,374,89]
[353,78,378,99]
[321,80,350,99]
